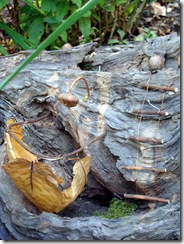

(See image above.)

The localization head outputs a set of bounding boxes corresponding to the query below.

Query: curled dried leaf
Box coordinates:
[4,118,37,162]
[4,118,91,213]
[55,154,90,213]
[3,158,63,212]
[3,155,90,213]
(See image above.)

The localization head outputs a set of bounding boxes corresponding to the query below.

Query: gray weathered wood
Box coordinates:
[0,33,180,240]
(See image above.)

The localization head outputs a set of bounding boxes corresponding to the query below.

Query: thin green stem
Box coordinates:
[0,0,101,90]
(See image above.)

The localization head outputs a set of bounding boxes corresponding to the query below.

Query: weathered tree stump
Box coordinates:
[0,33,180,240]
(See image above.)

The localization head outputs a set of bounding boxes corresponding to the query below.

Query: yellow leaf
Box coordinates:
[55,154,91,213]
[4,119,37,162]
[4,118,91,213]
[3,158,63,212]
[3,155,90,213]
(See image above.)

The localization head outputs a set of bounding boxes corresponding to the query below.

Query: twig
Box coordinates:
[140,83,178,92]
[10,131,106,161]
[121,165,167,173]
[46,131,106,161]
[124,193,169,204]
[6,112,51,132]
[68,77,91,98]
[6,114,106,161]
[132,109,169,116]
[127,136,163,144]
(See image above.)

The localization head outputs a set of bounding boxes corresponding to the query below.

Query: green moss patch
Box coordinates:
[93,197,137,219]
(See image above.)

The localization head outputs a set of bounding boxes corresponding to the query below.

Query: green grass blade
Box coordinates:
[0,0,101,90]
[0,45,8,55]
[0,22,36,50]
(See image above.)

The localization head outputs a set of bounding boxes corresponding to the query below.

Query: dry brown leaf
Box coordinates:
[3,158,63,212]
[151,2,166,16]
[4,118,91,213]
[55,154,91,213]
[4,118,37,162]
[3,155,90,213]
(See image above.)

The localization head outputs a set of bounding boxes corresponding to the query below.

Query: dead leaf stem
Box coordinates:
[6,114,106,161]
[68,77,91,98]
[6,112,51,131]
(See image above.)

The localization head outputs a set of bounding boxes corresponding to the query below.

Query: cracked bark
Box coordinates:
[0,33,180,240]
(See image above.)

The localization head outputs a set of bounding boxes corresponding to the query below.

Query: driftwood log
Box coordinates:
[0,33,180,240]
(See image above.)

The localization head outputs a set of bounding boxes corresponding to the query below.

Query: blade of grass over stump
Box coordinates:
[0,0,101,90]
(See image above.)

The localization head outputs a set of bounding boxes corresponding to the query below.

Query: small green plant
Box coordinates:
[19,0,95,48]
[0,0,158,88]
[108,29,129,45]
[134,27,158,41]
[0,0,153,52]
[0,0,36,54]
[94,0,150,46]
[93,198,137,219]
[82,94,89,102]
[0,0,101,90]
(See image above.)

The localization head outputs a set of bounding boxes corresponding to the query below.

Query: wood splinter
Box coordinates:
[132,109,169,116]
[140,83,178,93]
[121,165,167,173]
[127,136,163,144]
[124,193,170,204]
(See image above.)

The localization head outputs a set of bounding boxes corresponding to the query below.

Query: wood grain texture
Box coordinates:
[0,34,180,240]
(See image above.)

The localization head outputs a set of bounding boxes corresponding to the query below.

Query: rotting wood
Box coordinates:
[0,34,180,240]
